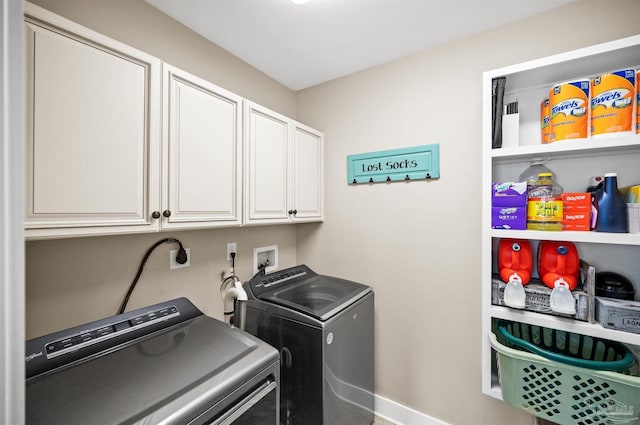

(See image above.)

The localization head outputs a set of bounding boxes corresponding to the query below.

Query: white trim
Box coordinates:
[375,394,450,425]
[1,0,25,424]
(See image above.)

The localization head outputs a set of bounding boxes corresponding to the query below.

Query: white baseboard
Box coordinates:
[375,394,450,425]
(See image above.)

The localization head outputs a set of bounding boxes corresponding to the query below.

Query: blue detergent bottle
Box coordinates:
[595,173,628,233]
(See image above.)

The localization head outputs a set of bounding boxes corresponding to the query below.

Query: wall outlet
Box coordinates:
[170,248,190,270]
[227,242,237,261]
[253,245,278,274]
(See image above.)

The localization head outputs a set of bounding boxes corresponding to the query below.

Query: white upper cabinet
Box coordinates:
[244,102,324,225]
[24,3,161,239]
[161,64,242,229]
[292,122,324,221]
[24,2,324,239]
[244,102,291,223]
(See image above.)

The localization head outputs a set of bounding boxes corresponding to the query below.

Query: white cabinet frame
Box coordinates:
[1,0,25,422]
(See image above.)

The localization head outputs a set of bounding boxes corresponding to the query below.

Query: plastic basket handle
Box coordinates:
[497,324,635,371]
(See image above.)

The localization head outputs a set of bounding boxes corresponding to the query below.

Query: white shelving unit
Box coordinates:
[481,35,640,400]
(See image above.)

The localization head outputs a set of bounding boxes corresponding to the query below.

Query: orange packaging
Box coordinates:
[561,192,591,211]
[549,79,590,142]
[562,193,591,231]
[540,98,550,144]
[637,69,640,134]
[591,69,635,137]
[563,212,591,231]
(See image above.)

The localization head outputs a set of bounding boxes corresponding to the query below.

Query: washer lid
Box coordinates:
[258,274,371,321]
[26,315,279,425]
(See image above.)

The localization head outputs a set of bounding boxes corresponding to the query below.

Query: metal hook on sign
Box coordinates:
[404,175,410,181]
[386,176,391,182]
[369,178,374,183]
[352,179,357,184]
[426,173,431,179]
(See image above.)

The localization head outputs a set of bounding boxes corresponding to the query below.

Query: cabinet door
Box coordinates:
[162,64,242,229]
[292,123,324,222]
[244,102,291,224]
[24,12,160,239]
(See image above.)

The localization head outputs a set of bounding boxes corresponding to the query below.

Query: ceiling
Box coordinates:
[146,0,577,91]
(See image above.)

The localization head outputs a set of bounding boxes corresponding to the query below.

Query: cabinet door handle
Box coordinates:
[151,211,161,219]
[163,210,172,218]
[288,209,298,215]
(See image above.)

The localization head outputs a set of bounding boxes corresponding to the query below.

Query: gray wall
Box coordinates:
[295,0,640,423]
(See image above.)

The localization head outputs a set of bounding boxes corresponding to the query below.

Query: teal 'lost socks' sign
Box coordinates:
[347,144,439,184]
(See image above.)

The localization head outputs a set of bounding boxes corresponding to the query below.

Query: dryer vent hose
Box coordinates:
[220,274,248,330]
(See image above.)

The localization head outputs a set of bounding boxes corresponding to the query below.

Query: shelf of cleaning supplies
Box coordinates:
[482,35,640,401]
[491,134,640,162]
[490,229,640,246]
[490,305,640,346]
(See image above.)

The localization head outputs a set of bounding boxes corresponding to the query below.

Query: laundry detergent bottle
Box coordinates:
[538,241,580,315]
[595,173,628,233]
[498,239,532,309]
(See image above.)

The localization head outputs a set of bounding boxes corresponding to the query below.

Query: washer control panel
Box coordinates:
[248,264,315,297]
[25,298,201,379]
[43,305,179,358]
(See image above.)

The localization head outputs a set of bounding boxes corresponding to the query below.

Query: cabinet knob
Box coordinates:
[151,211,161,219]
[163,210,172,218]
[292,209,298,215]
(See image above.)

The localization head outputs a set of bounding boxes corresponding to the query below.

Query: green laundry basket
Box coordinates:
[491,321,640,425]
